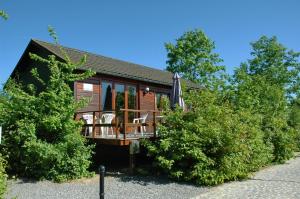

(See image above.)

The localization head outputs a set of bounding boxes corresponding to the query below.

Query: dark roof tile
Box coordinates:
[32,39,199,88]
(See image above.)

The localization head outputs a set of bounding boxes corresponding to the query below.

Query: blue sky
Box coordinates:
[1,0,300,84]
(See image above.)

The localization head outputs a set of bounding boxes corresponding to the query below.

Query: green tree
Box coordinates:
[143,32,300,186]
[233,36,300,162]
[289,98,300,129]
[289,97,300,149]
[144,30,274,185]
[244,36,300,98]
[0,27,96,182]
[165,29,225,88]
[0,95,6,199]
[0,9,8,199]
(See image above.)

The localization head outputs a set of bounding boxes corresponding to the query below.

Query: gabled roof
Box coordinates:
[15,39,200,88]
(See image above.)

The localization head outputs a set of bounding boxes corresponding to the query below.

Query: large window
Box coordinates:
[101,81,137,123]
[101,81,112,111]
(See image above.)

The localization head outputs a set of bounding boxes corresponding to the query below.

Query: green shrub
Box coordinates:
[143,90,272,185]
[0,154,7,199]
[0,29,95,182]
[232,35,300,162]
[146,32,300,186]
[234,65,296,163]
[22,134,93,182]
[289,99,300,150]
[270,128,295,163]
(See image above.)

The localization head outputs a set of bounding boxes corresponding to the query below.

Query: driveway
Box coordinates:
[6,154,300,199]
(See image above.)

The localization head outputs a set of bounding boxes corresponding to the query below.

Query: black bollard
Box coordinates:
[99,165,105,199]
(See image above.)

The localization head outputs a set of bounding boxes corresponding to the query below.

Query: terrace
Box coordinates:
[75,108,164,146]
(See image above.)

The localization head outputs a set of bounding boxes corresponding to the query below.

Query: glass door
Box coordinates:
[115,83,125,123]
[127,85,137,122]
[101,81,137,133]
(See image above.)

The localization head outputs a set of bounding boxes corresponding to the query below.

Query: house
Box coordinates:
[9,39,198,146]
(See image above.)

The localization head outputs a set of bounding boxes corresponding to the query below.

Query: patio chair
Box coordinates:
[133,113,148,136]
[100,113,115,137]
[82,114,95,136]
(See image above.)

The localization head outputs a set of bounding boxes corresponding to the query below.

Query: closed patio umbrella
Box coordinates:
[171,73,185,109]
[103,85,112,111]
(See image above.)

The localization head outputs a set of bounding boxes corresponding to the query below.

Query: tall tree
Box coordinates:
[144,31,273,186]
[0,8,8,199]
[239,36,300,98]
[233,36,300,162]
[165,29,225,87]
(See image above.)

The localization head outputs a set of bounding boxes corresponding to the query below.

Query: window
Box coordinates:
[100,81,137,123]
[83,83,93,91]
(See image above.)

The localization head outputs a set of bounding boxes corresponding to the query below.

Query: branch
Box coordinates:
[0,10,8,20]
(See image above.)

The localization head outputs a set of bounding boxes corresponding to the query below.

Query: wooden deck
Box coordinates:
[75,109,163,146]
[84,132,156,146]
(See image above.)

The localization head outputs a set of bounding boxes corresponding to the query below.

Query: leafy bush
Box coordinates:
[143,31,300,186]
[289,98,300,150]
[289,98,300,130]
[143,90,272,185]
[0,154,7,199]
[22,134,93,182]
[0,30,95,182]
[233,74,296,163]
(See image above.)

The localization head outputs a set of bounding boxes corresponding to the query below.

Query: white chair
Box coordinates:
[100,113,115,137]
[82,114,94,136]
[133,113,148,136]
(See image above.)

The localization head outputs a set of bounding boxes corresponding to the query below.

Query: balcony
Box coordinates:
[75,109,163,146]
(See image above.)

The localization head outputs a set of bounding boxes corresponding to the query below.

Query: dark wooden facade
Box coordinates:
[9,39,183,147]
[75,74,171,113]
[74,73,171,146]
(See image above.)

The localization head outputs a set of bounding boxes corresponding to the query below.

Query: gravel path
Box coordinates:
[5,174,208,199]
[197,154,300,199]
[6,154,300,199]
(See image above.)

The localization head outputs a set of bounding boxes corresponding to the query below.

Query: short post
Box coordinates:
[99,165,105,199]
[129,140,140,174]
[129,154,135,174]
